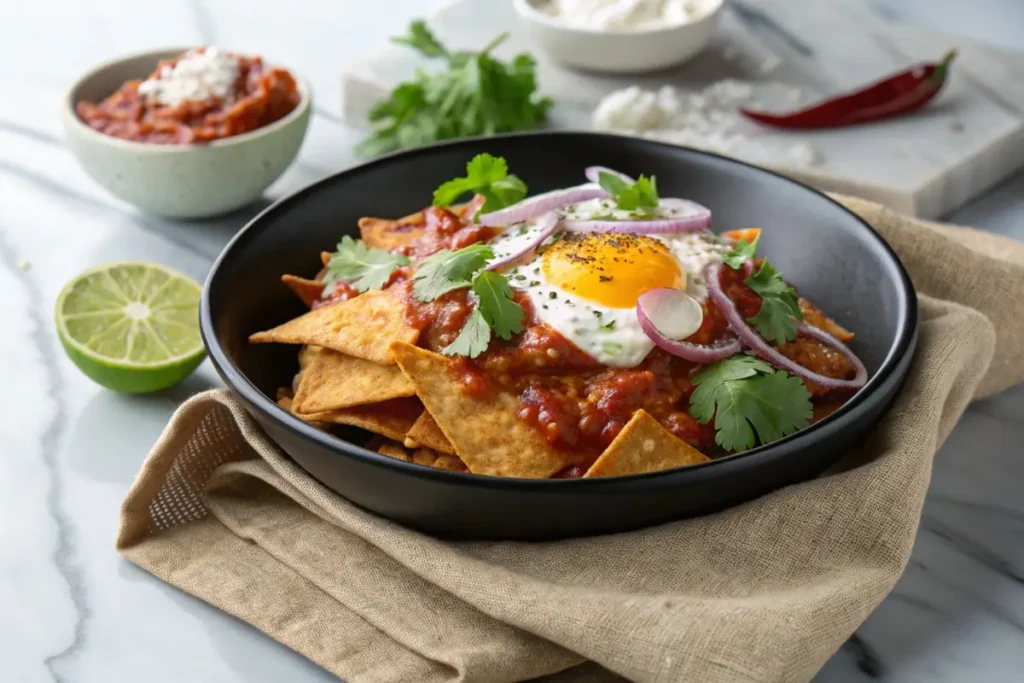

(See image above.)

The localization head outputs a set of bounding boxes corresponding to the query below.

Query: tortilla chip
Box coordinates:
[403,411,455,454]
[249,289,419,365]
[377,441,468,471]
[359,212,426,251]
[799,297,854,342]
[298,345,321,370]
[584,410,710,478]
[390,342,570,478]
[291,348,416,414]
[306,397,422,442]
[282,274,325,308]
[321,251,332,268]
[378,441,412,462]
[276,387,332,431]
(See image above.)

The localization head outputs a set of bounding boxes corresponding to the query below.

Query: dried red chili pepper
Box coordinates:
[740,50,957,130]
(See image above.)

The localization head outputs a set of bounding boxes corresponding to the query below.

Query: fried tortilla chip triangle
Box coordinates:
[584,410,710,478]
[390,341,570,478]
[292,349,416,414]
[299,397,423,442]
[249,290,418,365]
[404,411,455,454]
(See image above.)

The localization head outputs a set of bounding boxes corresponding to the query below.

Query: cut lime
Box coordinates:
[55,262,206,394]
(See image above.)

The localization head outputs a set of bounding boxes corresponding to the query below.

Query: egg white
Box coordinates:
[494,225,730,368]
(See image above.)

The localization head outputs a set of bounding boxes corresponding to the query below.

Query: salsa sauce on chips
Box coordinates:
[254,157,866,480]
[334,206,852,471]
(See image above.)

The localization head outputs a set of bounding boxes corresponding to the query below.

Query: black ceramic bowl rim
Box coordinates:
[201,131,918,491]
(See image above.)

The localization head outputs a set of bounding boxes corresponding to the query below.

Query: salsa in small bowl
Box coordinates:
[61,47,311,218]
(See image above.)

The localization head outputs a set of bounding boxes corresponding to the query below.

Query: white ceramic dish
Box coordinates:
[60,48,311,219]
[513,0,724,74]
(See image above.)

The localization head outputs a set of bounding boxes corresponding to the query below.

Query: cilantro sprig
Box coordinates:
[722,234,803,344]
[412,243,492,301]
[722,235,759,269]
[745,262,803,344]
[689,355,812,452]
[324,236,409,293]
[432,154,527,216]
[412,243,525,358]
[357,21,552,158]
[597,172,659,214]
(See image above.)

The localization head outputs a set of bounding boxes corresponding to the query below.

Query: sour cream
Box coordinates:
[543,0,699,31]
[138,47,241,107]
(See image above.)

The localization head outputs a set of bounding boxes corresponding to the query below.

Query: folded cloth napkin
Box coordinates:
[117,197,1024,683]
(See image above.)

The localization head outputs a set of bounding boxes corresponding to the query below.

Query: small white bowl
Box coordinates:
[61,48,311,219]
[513,0,724,74]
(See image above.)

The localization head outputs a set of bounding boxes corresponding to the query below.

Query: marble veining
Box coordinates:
[1,1,1023,681]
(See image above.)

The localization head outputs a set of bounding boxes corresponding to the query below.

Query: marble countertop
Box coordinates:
[2,1,1022,681]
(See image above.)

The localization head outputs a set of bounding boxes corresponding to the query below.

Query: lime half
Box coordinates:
[55,262,206,394]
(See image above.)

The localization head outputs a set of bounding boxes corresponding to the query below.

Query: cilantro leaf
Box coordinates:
[472,271,524,340]
[432,153,528,215]
[390,20,449,59]
[442,307,491,358]
[358,21,552,158]
[598,172,659,213]
[689,356,812,452]
[324,236,409,293]
[412,243,493,301]
[723,235,760,269]
[744,262,803,344]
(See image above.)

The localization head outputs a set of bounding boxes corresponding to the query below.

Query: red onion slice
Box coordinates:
[705,263,868,390]
[585,166,635,185]
[485,212,560,272]
[659,197,712,218]
[563,212,710,234]
[477,184,608,227]
[637,288,743,363]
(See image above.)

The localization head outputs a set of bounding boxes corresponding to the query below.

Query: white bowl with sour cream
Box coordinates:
[513,0,724,74]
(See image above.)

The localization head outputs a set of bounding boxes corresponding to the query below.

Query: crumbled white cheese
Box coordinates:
[138,47,240,107]
[543,0,700,31]
[592,81,823,168]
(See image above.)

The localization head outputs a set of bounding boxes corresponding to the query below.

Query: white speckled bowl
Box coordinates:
[60,48,311,219]
[513,0,723,74]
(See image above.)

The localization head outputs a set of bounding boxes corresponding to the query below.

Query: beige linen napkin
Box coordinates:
[117,197,1024,683]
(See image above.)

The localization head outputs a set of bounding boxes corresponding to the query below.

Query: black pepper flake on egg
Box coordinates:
[529,280,540,287]
[548,292,557,299]
[599,275,613,282]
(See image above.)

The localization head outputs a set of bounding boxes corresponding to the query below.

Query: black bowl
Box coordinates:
[201,132,917,540]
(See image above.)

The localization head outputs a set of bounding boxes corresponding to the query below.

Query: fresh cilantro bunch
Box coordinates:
[433,153,528,216]
[412,244,524,358]
[357,21,553,158]
[689,355,813,452]
[722,235,804,344]
[324,236,409,293]
[597,172,660,214]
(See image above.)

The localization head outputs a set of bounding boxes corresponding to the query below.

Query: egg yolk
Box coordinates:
[541,233,683,308]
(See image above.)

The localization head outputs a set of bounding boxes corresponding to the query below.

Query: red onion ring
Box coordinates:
[562,212,710,234]
[637,288,742,363]
[705,263,868,390]
[659,197,712,218]
[485,213,559,272]
[585,166,635,185]
[477,184,608,227]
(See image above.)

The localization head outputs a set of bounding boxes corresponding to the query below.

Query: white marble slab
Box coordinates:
[342,0,1024,218]
[1,1,1023,681]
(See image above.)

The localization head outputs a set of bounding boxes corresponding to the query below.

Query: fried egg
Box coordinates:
[488,219,729,367]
